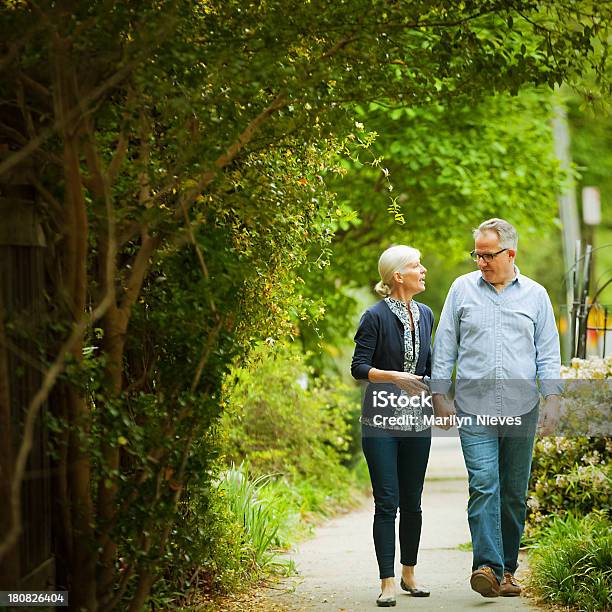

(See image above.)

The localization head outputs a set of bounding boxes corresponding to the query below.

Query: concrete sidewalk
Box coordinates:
[256,436,536,611]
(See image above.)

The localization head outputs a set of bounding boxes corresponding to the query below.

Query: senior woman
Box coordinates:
[351,245,433,607]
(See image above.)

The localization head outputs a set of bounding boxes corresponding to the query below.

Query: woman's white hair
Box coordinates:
[374,245,421,297]
[473,218,518,250]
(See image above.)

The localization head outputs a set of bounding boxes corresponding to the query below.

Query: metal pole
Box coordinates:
[576,244,592,359]
[569,240,581,359]
[604,306,608,358]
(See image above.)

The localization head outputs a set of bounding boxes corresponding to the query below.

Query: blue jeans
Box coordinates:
[458,406,539,583]
[361,426,431,579]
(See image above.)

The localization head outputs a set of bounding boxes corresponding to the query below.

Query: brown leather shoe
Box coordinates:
[500,572,521,597]
[470,566,500,597]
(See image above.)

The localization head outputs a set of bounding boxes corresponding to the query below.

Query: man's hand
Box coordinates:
[432,394,456,430]
[393,372,429,395]
[538,395,561,436]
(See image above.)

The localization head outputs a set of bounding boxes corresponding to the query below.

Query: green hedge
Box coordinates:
[526,437,611,538]
[529,512,612,612]
[526,357,611,538]
[525,357,611,612]
[220,342,360,498]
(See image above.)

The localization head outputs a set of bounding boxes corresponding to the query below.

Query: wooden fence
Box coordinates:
[0,180,54,590]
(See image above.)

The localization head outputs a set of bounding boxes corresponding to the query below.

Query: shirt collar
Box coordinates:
[384,297,420,326]
[477,265,521,287]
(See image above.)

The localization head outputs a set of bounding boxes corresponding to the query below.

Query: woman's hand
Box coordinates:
[392,372,429,395]
[367,368,428,395]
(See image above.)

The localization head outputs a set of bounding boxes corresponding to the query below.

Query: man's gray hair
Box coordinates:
[473,218,518,250]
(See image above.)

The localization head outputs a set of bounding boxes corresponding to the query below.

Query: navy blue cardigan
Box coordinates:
[351,299,434,426]
[351,299,434,381]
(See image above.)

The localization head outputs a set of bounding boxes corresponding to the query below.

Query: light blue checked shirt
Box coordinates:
[431,268,562,416]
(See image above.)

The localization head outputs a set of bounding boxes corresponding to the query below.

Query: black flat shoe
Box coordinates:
[400,579,430,597]
[376,593,397,607]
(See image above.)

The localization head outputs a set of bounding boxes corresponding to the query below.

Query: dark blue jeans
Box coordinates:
[458,406,539,583]
[361,426,431,579]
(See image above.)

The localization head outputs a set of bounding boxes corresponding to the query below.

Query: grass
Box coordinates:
[216,460,368,577]
[528,512,611,612]
[216,464,293,574]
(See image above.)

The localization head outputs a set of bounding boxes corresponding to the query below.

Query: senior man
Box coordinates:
[431,218,562,598]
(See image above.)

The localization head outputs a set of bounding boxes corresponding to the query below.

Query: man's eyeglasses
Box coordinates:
[470,248,508,263]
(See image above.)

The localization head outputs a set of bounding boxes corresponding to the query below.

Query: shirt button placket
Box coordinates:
[495,301,502,416]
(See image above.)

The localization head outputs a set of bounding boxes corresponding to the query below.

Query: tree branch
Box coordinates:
[107,130,129,186]
[0,21,47,74]
[0,59,138,177]
[126,428,195,612]
[119,230,161,318]
[321,34,360,59]
[190,317,225,394]
[179,199,217,314]
[173,92,287,220]
[18,72,51,99]
[30,174,64,220]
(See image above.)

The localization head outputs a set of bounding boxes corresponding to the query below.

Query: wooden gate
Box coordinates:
[0,177,54,590]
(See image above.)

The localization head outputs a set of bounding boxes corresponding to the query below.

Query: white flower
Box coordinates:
[527,497,540,509]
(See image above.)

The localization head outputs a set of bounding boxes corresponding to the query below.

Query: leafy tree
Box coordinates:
[299,89,567,367]
[567,95,612,305]
[0,1,610,608]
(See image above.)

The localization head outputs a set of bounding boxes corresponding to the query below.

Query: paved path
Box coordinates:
[259,436,536,611]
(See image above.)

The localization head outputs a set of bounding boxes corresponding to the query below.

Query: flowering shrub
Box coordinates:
[526,437,611,537]
[560,356,612,379]
[557,357,612,436]
[525,357,611,538]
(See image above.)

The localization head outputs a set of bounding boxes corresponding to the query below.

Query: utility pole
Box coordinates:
[552,102,581,361]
